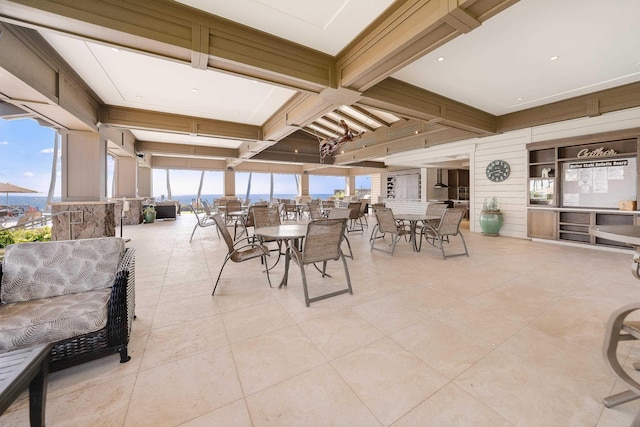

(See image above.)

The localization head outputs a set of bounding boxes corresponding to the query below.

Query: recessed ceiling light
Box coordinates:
[135,95,143,99]
[111,48,120,53]
[294,149,298,153]
[550,56,559,61]
[516,97,523,101]
[191,88,198,93]
[437,56,445,62]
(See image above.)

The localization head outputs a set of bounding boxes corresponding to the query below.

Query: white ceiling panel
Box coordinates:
[131,130,245,149]
[42,32,296,126]
[392,0,640,115]
[176,0,395,55]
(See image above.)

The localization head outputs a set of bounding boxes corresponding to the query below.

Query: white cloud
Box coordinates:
[23,172,34,177]
[39,148,54,154]
[0,141,8,145]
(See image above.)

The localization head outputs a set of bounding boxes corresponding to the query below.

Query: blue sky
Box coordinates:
[1,118,370,197]
[0,118,59,196]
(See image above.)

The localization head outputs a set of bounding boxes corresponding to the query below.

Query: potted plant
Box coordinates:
[143,206,156,224]
[479,196,503,236]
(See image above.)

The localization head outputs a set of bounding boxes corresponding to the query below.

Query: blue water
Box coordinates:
[3,194,335,211]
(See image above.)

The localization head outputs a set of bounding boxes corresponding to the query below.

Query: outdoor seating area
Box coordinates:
[0,237,135,371]
[2,213,640,426]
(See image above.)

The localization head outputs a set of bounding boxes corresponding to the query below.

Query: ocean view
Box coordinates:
[2,194,337,212]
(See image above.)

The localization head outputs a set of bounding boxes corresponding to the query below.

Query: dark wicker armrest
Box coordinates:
[107,247,135,347]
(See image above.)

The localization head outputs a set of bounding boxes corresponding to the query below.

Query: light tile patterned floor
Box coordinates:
[4,214,640,426]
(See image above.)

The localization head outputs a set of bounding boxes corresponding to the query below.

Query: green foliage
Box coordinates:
[482,196,499,211]
[143,206,156,215]
[0,226,52,248]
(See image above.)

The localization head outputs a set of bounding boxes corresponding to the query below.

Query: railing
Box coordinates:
[1,210,84,240]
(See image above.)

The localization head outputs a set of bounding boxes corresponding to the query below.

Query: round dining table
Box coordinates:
[255,224,308,288]
[589,224,640,279]
[393,214,440,252]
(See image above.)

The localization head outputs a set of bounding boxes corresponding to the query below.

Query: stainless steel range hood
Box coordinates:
[433,169,448,189]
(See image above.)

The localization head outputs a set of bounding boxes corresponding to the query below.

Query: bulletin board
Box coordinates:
[562,157,637,208]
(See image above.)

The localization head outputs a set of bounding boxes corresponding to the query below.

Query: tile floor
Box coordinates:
[4,214,640,426]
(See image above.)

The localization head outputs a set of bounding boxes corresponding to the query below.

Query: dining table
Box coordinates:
[255,223,308,288]
[589,224,640,280]
[394,213,440,252]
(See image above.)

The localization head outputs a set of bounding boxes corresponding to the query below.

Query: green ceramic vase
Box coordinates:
[479,210,503,236]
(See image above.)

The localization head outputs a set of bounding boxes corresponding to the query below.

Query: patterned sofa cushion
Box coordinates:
[0,288,111,353]
[1,237,124,304]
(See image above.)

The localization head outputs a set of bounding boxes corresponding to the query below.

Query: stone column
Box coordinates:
[300,172,309,196]
[224,169,235,198]
[51,201,115,240]
[346,176,356,197]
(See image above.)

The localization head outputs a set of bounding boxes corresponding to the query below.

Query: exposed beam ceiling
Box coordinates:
[1,0,640,172]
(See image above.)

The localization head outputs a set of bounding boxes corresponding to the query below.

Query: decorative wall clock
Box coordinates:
[486,160,510,182]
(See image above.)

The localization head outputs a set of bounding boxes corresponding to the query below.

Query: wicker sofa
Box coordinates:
[0,237,135,371]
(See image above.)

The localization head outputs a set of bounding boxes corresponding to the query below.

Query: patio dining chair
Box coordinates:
[189,202,219,242]
[370,207,410,255]
[211,214,271,295]
[416,202,448,245]
[418,208,469,259]
[347,201,364,232]
[327,207,354,259]
[289,218,353,307]
[252,205,284,269]
[601,301,640,423]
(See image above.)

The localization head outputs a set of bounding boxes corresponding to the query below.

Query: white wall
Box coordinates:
[385,107,640,239]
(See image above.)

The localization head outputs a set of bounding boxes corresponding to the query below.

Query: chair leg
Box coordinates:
[212,256,231,295]
[602,303,640,408]
[189,222,199,242]
[262,254,272,288]
[343,233,354,259]
[438,235,447,259]
[459,232,469,257]
[341,253,353,295]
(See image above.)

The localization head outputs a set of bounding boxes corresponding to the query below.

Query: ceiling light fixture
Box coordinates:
[135,95,143,99]
[191,88,198,93]
[516,97,523,101]
[294,149,298,153]
[437,56,445,62]
[111,47,120,53]
[550,56,559,61]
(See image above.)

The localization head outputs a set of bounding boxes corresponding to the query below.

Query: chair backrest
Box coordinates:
[191,202,204,222]
[426,202,448,218]
[374,207,399,234]
[438,208,466,236]
[347,202,361,220]
[308,202,324,220]
[244,206,256,227]
[202,200,214,215]
[252,206,281,228]
[301,219,347,264]
[358,201,367,217]
[328,207,351,219]
[226,200,242,213]
[212,214,235,252]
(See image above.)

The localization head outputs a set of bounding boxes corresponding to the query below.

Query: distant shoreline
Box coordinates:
[2,193,345,211]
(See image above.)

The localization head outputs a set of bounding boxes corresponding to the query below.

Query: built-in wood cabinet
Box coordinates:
[526,128,640,249]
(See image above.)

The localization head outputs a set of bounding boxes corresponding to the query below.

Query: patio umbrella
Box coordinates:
[0,182,38,206]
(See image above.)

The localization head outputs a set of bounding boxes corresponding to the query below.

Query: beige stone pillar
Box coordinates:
[113,156,137,198]
[224,169,236,198]
[137,166,152,198]
[61,130,107,201]
[300,172,309,196]
[346,176,356,196]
